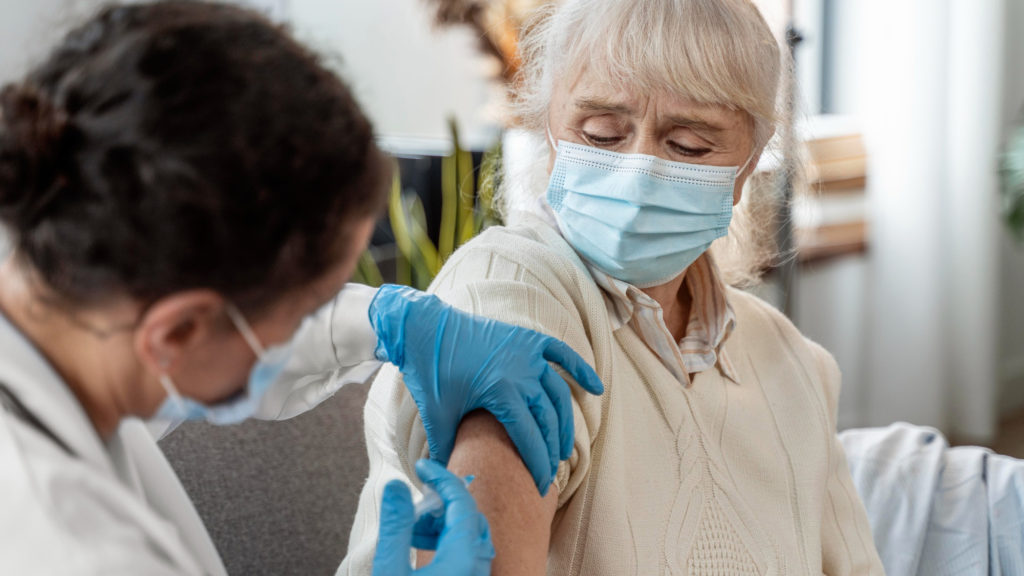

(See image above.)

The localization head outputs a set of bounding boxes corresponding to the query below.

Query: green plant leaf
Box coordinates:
[407,194,441,278]
[439,147,458,262]
[389,174,415,263]
[396,249,411,287]
[388,173,424,286]
[365,122,508,289]
[457,156,476,246]
[393,194,437,287]
[354,249,383,287]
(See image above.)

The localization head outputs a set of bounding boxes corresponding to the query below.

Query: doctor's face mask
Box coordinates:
[154,303,295,426]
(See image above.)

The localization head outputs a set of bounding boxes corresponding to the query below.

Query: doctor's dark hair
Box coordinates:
[0,1,387,310]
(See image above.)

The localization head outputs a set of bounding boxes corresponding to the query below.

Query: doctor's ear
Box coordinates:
[133,290,228,374]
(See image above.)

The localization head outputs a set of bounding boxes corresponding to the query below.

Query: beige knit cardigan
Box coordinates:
[339,216,884,576]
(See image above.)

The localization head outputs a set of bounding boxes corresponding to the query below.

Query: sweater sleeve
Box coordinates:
[807,340,885,576]
[338,230,605,576]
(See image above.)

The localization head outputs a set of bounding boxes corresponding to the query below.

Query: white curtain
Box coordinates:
[856,0,1005,441]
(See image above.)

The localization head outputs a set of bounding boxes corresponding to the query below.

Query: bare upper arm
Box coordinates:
[417,409,559,575]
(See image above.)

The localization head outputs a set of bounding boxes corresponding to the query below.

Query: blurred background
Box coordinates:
[2,0,1022,453]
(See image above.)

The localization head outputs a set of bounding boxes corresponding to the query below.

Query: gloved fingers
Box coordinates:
[371,480,415,576]
[411,511,444,551]
[412,460,493,574]
[525,384,561,481]
[489,400,554,496]
[540,364,575,461]
[415,459,482,523]
[420,512,495,576]
[541,338,604,396]
[416,403,456,467]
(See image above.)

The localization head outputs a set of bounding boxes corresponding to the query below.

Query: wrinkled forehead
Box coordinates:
[552,51,744,117]
[551,64,754,136]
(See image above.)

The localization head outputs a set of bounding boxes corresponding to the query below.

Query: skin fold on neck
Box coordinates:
[641,271,693,343]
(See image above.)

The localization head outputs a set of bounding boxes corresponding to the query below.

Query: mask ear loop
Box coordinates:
[546,125,560,153]
[738,148,759,177]
[158,372,186,411]
[225,303,267,360]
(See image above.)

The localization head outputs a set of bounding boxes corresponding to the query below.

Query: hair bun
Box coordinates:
[0,83,71,212]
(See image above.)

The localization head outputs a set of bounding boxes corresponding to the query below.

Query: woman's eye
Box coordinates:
[582,132,623,146]
[671,142,712,157]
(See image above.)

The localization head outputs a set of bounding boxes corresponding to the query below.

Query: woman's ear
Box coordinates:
[133,290,227,378]
[734,149,764,205]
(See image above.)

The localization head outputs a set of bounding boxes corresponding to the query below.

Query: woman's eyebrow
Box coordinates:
[575,97,728,133]
[574,97,634,115]
[668,116,726,132]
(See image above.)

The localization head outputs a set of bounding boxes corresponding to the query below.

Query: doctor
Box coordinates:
[0,3,602,575]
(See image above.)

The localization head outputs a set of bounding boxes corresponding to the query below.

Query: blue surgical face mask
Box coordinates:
[153,303,294,426]
[545,135,749,288]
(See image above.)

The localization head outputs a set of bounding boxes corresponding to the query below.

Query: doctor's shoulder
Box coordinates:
[0,412,188,575]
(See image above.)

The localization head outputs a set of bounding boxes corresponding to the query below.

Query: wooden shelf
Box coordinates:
[795,220,868,265]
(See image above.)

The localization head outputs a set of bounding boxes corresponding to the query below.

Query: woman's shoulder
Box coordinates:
[438,218,585,284]
[725,286,840,398]
[725,286,801,337]
[726,286,817,349]
[429,217,604,317]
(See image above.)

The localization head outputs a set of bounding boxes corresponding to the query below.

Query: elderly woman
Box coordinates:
[342,0,883,574]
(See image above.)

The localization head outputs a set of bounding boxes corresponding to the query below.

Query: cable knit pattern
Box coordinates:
[689,485,761,576]
[338,215,884,576]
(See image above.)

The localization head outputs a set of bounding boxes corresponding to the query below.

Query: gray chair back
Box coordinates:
[159,382,370,576]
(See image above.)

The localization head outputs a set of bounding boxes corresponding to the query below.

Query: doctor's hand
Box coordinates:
[369,284,604,496]
[373,460,494,576]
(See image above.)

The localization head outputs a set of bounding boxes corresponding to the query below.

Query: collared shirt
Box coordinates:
[585,254,739,386]
[534,198,739,386]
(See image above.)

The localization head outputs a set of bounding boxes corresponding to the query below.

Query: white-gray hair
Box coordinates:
[514,0,783,149]
[503,0,796,286]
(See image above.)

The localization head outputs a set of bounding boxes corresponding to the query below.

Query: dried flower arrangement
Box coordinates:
[423,0,551,83]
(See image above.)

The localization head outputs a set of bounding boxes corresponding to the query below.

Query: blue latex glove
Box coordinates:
[373,459,494,576]
[369,284,604,496]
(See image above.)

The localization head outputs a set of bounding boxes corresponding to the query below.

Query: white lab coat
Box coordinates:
[0,284,384,575]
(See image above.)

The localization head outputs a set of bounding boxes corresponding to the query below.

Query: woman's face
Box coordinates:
[137,216,377,414]
[546,71,758,204]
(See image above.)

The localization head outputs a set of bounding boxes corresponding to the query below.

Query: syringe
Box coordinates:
[413,475,475,519]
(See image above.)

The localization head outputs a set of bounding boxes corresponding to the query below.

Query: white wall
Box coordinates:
[0,0,500,146]
[823,0,864,116]
[0,0,294,81]
[288,0,501,148]
[0,0,78,85]
[0,0,500,247]
[0,0,77,257]
[794,258,870,430]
